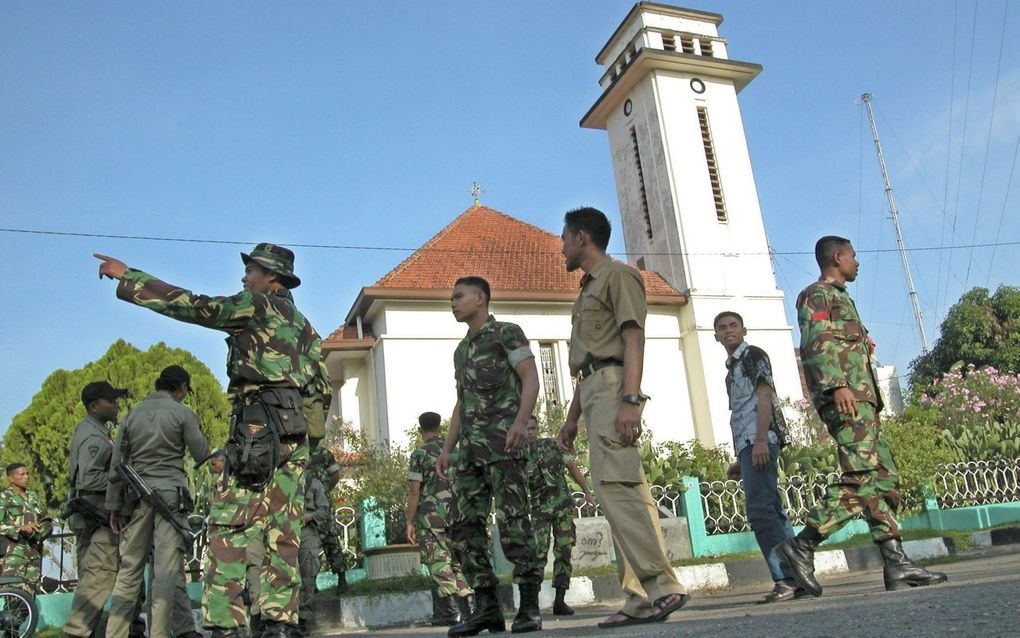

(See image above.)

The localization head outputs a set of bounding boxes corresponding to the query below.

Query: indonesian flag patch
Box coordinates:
[811,311,830,321]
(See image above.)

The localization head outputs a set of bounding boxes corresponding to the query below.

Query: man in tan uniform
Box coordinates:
[557,207,688,628]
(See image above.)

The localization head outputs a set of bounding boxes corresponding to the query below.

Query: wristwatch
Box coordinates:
[621,394,644,405]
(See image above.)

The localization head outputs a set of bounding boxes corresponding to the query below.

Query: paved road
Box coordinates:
[324,549,1020,637]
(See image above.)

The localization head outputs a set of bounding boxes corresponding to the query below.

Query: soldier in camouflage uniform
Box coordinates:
[436,276,542,636]
[406,411,472,627]
[310,450,348,595]
[0,463,50,593]
[297,461,330,634]
[525,416,594,616]
[777,236,947,596]
[96,242,331,638]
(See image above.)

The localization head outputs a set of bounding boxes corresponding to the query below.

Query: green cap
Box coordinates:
[240,243,301,289]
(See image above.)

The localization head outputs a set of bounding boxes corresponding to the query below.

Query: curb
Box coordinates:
[309,526,1020,632]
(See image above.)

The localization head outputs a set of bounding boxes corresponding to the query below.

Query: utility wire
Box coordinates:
[985,136,1020,286]
[0,226,1016,257]
[937,0,961,326]
[964,0,1009,288]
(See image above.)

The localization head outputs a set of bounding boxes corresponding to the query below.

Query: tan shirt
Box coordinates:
[569,257,647,375]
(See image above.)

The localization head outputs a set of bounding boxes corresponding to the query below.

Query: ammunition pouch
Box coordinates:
[225,388,308,489]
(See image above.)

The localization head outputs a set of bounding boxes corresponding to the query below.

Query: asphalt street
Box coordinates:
[324,548,1020,637]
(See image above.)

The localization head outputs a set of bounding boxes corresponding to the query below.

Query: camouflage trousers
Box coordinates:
[532,509,576,589]
[451,458,541,588]
[0,540,40,594]
[806,402,902,541]
[416,525,471,597]
[203,441,307,630]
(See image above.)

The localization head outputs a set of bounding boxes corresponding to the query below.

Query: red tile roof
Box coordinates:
[326,204,683,348]
[374,204,680,296]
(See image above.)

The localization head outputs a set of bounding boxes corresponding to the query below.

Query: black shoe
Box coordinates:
[876,538,949,591]
[457,594,475,619]
[209,630,247,638]
[552,586,574,616]
[336,571,349,595]
[261,620,305,638]
[777,534,823,597]
[432,588,461,626]
[448,586,505,637]
[176,632,204,638]
[510,583,542,633]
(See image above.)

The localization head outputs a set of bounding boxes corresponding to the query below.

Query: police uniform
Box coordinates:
[113,243,330,636]
[65,408,122,637]
[569,257,686,620]
[298,471,329,626]
[526,437,577,590]
[0,486,47,592]
[408,437,471,600]
[104,387,211,638]
[450,315,540,590]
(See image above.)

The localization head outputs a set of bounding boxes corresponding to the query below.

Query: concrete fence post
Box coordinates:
[680,476,710,557]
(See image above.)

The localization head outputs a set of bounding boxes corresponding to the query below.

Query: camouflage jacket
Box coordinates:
[526,437,573,516]
[796,277,883,411]
[454,315,534,464]
[407,437,455,529]
[117,268,330,398]
[0,488,44,542]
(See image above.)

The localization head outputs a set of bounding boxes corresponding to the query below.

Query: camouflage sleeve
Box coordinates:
[407,448,424,482]
[499,323,534,368]
[0,492,17,537]
[797,287,848,394]
[117,269,255,331]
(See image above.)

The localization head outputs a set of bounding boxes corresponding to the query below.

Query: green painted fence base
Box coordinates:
[679,475,1020,558]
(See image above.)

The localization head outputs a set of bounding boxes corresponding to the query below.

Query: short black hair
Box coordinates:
[564,207,612,251]
[454,276,491,305]
[155,365,191,393]
[815,235,852,268]
[418,411,442,432]
[6,463,25,476]
[527,415,538,424]
[713,311,744,329]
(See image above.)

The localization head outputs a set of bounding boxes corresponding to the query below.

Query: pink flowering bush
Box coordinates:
[915,364,1020,461]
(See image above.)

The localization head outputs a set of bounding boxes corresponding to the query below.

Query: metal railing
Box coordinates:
[40,506,361,590]
[933,458,1020,508]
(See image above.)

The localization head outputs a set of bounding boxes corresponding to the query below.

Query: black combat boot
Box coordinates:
[552,586,574,616]
[776,527,824,597]
[431,587,461,626]
[448,585,505,637]
[209,629,246,638]
[876,538,949,591]
[457,593,474,619]
[175,632,204,638]
[510,583,542,633]
[260,620,304,637]
[336,570,349,594]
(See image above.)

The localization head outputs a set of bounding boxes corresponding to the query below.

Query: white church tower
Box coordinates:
[581,3,804,448]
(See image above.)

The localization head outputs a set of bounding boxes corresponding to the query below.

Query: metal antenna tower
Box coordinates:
[861,93,929,353]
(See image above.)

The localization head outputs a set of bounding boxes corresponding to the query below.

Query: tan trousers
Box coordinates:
[581,366,686,618]
[64,525,119,637]
[105,492,195,638]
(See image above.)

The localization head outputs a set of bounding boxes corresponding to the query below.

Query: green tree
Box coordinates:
[1,339,230,503]
[910,285,1020,392]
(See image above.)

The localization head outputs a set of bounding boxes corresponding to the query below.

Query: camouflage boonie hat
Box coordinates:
[240,242,301,288]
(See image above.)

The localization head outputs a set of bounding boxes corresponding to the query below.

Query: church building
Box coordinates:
[323,3,807,453]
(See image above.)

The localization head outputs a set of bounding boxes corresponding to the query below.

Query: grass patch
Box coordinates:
[35,630,64,638]
[340,573,433,597]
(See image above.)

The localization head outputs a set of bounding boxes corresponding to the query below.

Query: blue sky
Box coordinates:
[2,1,1018,434]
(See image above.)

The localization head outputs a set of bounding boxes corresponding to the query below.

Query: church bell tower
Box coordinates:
[582,2,803,447]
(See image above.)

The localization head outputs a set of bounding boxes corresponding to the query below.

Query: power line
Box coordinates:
[986,136,1020,286]
[1,226,1017,257]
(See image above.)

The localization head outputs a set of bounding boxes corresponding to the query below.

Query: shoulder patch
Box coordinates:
[811,311,830,321]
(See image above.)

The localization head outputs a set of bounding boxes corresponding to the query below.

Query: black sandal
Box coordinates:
[648,592,690,622]
[597,611,653,628]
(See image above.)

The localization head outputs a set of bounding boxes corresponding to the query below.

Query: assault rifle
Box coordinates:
[62,489,109,525]
[115,463,198,543]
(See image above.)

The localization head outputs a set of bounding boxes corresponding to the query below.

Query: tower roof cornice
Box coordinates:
[580,49,762,130]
